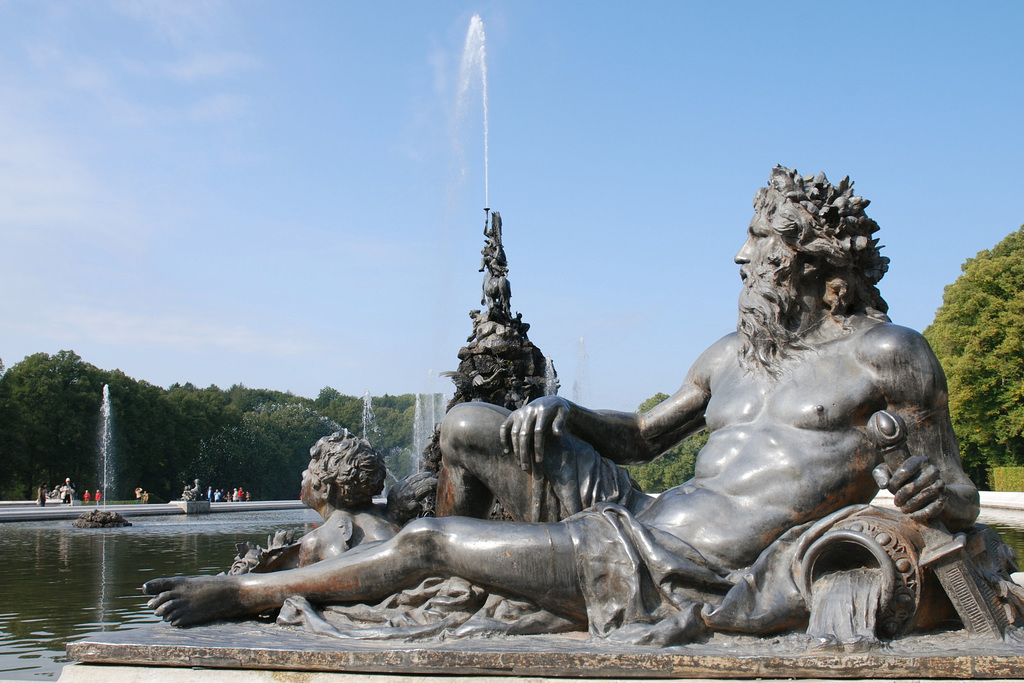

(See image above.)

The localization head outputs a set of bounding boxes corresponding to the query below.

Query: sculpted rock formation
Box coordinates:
[74,509,132,528]
[420,209,556,476]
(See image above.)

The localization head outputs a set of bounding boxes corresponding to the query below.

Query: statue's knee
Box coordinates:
[440,403,507,460]
[397,517,445,553]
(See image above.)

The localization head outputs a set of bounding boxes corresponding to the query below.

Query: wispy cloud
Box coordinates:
[166,52,260,82]
[7,303,327,359]
[107,0,229,46]
[187,92,249,122]
[0,105,148,250]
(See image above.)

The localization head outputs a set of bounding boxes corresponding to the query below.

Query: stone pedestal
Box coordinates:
[65,623,1024,680]
[171,500,210,514]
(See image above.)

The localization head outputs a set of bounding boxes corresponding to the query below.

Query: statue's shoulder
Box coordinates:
[853,320,943,375]
[686,333,743,384]
[855,319,929,350]
[706,332,743,355]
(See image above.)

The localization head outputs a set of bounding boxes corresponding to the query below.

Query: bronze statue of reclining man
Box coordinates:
[145,167,985,644]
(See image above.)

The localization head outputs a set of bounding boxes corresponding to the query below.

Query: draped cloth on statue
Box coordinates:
[278,503,893,646]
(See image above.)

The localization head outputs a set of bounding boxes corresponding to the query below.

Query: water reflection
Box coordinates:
[0,509,319,680]
[978,509,1024,560]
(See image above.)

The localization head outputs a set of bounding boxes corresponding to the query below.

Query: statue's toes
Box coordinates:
[143,577,179,595]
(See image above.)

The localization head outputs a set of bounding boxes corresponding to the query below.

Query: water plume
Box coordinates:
[457,13,489,207]
[99,384,113,505]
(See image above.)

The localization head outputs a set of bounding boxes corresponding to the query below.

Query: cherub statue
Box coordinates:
[226,431,436,575]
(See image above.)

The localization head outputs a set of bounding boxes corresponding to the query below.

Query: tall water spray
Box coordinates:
[413,394,427,461]
[457,14,489,207]
[572,337,589,404]
[99,384,113,505]
[545,356,558,396]
[361,391,381,442]
[412,371,447,472]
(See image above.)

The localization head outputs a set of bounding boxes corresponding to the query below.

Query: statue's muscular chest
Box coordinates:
[704,348,884,433]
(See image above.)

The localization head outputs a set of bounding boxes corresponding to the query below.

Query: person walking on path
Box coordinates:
[36,483,47,507]
[95,490,101,505]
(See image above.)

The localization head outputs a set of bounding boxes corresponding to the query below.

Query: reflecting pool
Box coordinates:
[1,507,1023,680]
[0,509,319,680]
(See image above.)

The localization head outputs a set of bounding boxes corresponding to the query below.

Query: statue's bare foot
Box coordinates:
[144,576,249,627]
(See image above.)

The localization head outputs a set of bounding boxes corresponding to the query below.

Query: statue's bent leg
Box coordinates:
[440,402,565,522]
[435,404,500,518]
[146,516,584,627]
[440,402,644,522]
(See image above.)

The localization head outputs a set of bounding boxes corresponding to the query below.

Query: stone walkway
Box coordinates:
[0,499,305,522]
[2,491,1022,523]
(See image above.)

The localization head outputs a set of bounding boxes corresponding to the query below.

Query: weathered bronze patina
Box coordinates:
[144,167,1021,648]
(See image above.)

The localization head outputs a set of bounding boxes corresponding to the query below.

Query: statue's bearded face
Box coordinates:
[735,213,804,375]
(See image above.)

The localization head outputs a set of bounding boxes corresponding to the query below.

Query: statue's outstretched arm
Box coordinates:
[499,335,731,469]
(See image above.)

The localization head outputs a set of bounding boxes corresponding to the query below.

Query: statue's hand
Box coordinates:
[500,396,571,471]
[872,454,946,522]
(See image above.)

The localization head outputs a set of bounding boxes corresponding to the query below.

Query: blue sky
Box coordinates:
[1,1,1022,411]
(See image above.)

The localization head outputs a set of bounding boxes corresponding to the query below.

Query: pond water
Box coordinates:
[0,509,320,680]
[1,507,1023,681]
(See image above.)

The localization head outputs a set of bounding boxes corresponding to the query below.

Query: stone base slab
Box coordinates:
[66,623,1024,679]
[53,666,1024,683]
[171,500,211,514]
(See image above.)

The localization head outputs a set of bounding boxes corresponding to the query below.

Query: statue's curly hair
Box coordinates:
[308,431,386,507]
[753,165,890,319]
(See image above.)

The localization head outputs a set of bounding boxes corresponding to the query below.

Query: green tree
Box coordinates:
[625,392,705,493]
[195,403,340,499]
[0,351,105,499]
[313,388,363,434]
[160,383,242,498]
[101,370,181,502]
[924,226,1024,488]
[366,394,416,480]
[226,384,310,413]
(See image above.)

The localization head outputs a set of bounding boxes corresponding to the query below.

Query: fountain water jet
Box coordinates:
[457,14,489,207]
[545,356,559,396]
[361,391,381,442]
[412,371,448,473]
[99,384,113,505]
[572,337,588,404]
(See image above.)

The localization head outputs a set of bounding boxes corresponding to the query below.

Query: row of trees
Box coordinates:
[0,351,425,502]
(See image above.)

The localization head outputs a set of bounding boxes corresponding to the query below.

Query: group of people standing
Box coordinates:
[35,479,102,506]
[207,487,251,503]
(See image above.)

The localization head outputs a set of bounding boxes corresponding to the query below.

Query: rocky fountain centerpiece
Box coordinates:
[420,208,557,476]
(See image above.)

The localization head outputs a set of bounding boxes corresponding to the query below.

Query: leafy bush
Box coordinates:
[992,467,1024,492]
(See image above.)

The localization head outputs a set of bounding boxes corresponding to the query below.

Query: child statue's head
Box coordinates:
[303,431,387,509]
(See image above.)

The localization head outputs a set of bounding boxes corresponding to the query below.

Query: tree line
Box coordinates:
[0,351,424,502]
